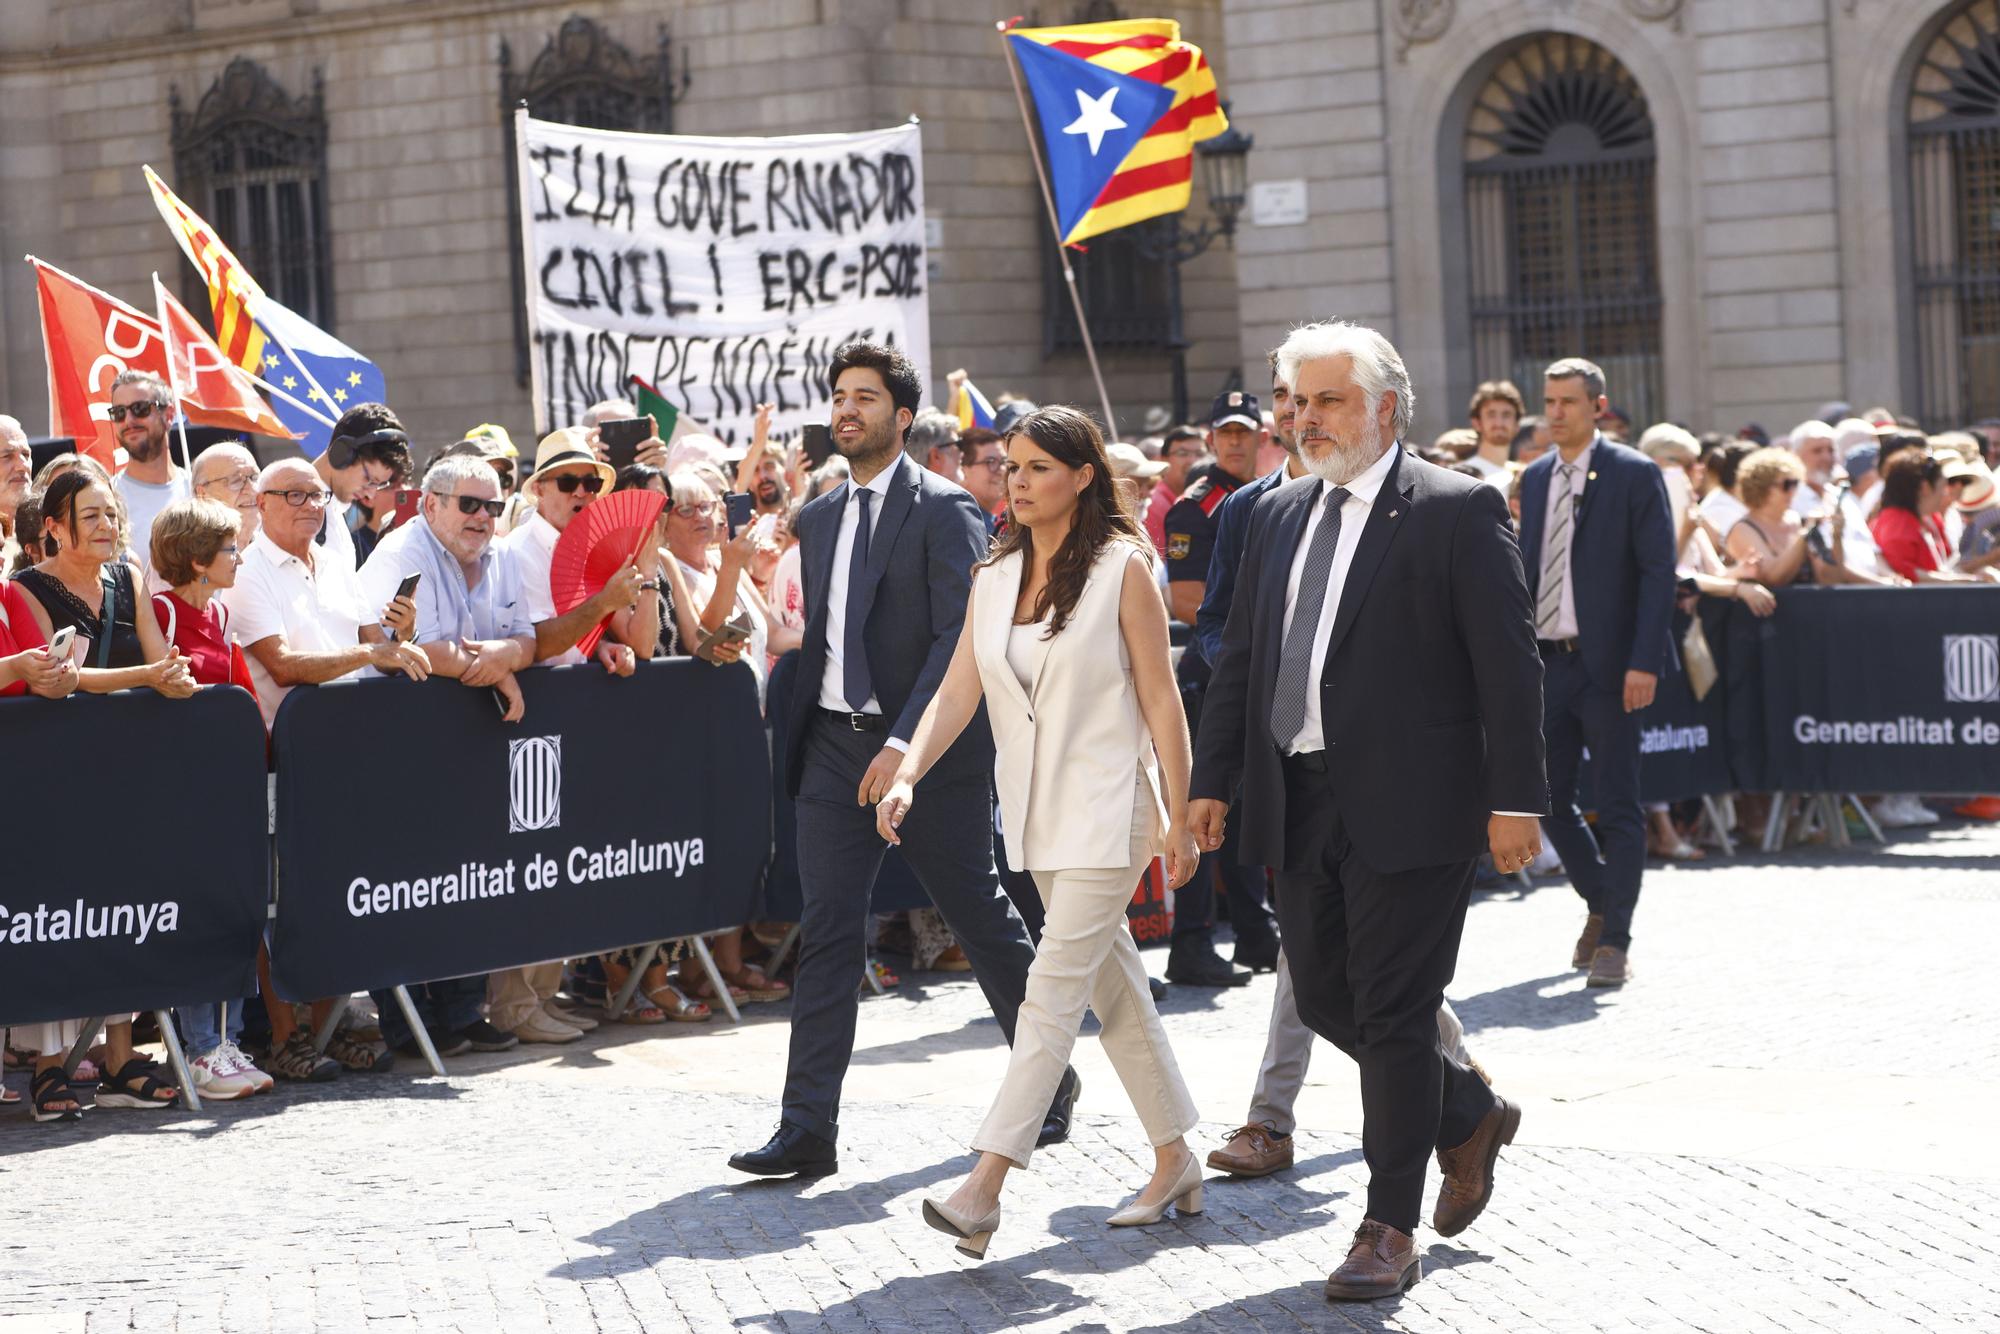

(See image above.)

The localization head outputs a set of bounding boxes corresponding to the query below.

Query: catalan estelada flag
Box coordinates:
[141,165,269,376]
[1007,19,1228,245]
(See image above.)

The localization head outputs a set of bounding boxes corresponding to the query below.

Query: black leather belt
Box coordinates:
[821,707,887,733]
[1280,749,1328,773]
[1537,637,1580,655]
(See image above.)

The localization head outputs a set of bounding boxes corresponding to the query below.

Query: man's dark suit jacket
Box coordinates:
[785,452,993,796]
[1515,435,1678,692]
[1190,447,1548,875]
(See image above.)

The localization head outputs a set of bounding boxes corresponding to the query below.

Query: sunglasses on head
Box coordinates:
[107,400,167,422]
[441,493,506,517]
[549,473,604,495]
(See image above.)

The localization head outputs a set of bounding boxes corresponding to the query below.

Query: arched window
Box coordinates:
[1462,35,1661,427]
[1908,1,2000,427]
[170,59,331,328]
[499,15,689,385]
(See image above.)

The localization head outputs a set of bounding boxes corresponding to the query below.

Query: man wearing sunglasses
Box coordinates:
[107,370,193,566]
[357,452,538,726]
[318,403,414,577]
[499,426,643,672]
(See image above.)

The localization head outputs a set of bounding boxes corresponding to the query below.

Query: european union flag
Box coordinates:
[1008,34,1176,243]
[250,298,386,458]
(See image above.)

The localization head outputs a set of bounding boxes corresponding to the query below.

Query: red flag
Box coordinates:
[32,257,172,466]
[153,274,295,439]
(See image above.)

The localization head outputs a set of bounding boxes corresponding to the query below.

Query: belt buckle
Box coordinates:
[847,712,871,732]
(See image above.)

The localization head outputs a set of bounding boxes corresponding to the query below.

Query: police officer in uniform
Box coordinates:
[1162,389,1280,986]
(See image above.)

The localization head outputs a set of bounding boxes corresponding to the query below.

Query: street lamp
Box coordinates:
[1140,102,1254,426]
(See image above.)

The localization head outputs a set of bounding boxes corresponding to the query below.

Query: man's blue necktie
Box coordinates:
[843,489,874,711]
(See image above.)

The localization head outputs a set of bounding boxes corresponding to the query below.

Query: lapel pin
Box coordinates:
[1588,471,1598,481]
[1388,510,1399,518]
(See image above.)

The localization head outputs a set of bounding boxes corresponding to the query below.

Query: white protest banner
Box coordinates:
[516,112,931,445]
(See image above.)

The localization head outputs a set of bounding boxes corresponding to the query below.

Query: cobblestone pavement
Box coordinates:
[3,818,1998,1332]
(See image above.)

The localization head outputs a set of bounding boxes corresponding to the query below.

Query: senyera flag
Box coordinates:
[153,275,296,439]
[142,164,268,377]
[954,377,998,432]
[30,257,282,466]
[1007,19,1228,245]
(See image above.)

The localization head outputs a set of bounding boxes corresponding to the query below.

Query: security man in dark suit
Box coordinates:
[1163,389,1278,987]
[1190,322,1546,1301]
[728,343,1076,1179]
[1516,358,1677,988]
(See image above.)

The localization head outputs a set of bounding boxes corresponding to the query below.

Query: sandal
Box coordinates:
[719,964,790,1003]
[95,1057,180,1110]
[643,979,713,1024]
[679,971,750,1005]
[30,1066,84,1122]
[1,1082,18,1106]
[600,957,668,1024]
[5,1040,38,1071]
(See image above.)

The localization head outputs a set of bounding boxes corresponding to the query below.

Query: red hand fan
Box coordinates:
[547,489,666,659]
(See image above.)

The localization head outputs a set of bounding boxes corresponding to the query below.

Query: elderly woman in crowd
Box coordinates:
[1724,447,1885,587]
[1871,452,1992,584]
[147,497,275,1100]
[13,468,197,1118]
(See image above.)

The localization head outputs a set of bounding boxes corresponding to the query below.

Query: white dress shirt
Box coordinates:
[499,512,584,665]
[220,528,370,731]
[1278,444,1399,756]
[817,458,901,724]
[1537,438,1595,641]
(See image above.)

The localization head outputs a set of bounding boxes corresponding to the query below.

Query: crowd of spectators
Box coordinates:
[2,350,1996,1122]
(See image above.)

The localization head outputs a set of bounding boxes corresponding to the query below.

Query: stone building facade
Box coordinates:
[1227,0,2000,439]
[2,0,1997,450]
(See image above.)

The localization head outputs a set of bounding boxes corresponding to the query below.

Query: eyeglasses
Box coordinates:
[106,401,167,422]
[440,493,506,518]
[671,500,719,518]
[266,488,334,508]
[1779,479,1800,492]
[966,458,1006,475]
[216,544,239,559]
[355,475,402,497]
[201,471,261,493]
[549,473,605,495]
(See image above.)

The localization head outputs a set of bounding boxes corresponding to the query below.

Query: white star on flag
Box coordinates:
[1063,86,1126,157]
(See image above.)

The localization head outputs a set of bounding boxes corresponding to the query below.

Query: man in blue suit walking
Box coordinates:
[1516,359,1676,987]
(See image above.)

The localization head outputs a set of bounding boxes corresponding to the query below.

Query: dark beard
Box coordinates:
[125,430,166,463]
[836,419,899,470]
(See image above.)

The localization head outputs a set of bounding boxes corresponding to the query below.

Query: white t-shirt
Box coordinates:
[114,468,192,574]
[770,544,806,635]
[1698,487,1748,541]
[219,528,371,730]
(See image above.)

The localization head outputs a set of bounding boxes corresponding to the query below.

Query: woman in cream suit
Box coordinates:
[877,405,1202,1259]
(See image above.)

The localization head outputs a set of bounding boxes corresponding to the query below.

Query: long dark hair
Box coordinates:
[1879,452,1940,515]
[981,405,1147,637]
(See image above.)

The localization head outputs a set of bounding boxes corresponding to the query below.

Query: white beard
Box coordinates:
[1301,413,1384,486]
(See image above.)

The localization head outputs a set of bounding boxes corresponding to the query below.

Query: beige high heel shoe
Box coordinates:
[1106,1150,1203,1226]
[922,1196,1002,1259]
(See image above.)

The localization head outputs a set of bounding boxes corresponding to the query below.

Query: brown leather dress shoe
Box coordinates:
[1323,1219,1420,1301]
[1433,1094,1521,1237]
[1571,913,1605,969]
[1587,945,1632,987]
[1206,1123,1294,1177]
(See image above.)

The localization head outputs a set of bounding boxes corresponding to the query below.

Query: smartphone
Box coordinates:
[46,626,75,662]
[392,572,422,642]
[388,487,422,533]
[724,491,755,537]
[1804,526,1834,563]
[694,618,753,663]
[597,417,653,471]
[490,686,511,717]
[801,422,833,469]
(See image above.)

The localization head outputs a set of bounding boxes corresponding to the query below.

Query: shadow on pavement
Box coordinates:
[1451,972,1614,1034]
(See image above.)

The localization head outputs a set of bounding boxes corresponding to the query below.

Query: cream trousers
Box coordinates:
[970,794,1198,1168]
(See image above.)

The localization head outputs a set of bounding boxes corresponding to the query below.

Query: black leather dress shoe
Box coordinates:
[1232,933,1280,973]
[1166,944,1251,988]
[1036,1067,1082,1147]
[728,1123,837,1178]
